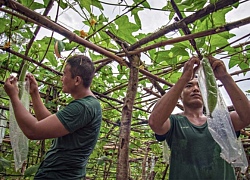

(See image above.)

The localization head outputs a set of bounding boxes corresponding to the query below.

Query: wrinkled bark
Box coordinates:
[116,55,140,180]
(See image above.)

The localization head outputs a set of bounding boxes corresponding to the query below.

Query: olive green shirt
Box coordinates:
[34,96,102,180]
[156,114,236,180]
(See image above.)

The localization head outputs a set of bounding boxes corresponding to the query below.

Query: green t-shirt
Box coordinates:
[34,96,102,180]
[156,114,236,180]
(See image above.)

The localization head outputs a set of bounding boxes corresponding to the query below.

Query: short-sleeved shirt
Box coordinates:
[155,114,236,180]
[34,96,102,180]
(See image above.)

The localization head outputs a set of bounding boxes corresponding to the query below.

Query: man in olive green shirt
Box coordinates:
[149,56,250,179]
[4,55,102,179]
[155,114,236,179]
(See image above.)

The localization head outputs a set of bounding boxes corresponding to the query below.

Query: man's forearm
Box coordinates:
[150,76,188,124]
[31,91,52,120]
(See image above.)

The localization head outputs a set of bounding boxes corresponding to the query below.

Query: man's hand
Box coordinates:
[26,73,39,95]
[207,55,229,80]
[182,56,200,80]
[4,76,19,99]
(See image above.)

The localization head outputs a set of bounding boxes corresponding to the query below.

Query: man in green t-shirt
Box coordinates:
[148,56,250,179]
[4,55,102,179]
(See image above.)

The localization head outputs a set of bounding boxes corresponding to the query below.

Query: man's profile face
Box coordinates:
[61,64,75,93]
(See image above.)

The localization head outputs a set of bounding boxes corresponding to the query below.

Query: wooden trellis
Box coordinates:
[0,0,250,179]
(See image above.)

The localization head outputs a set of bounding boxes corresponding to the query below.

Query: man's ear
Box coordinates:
[75,76,82,86]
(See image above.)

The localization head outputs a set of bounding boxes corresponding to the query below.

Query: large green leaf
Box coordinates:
[113,15,140,44]
[20,0,45,10]
[46,52,57,67]
[209,33,230,52]
[212,7,232,26]
[0,157,11,170]
[131,8,143,30]
[79,0,103,14]
[0,18,10,33]
[24,164,40,177]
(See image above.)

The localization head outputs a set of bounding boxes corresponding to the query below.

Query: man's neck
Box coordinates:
[181,108,207,126]
[72,88,95,100]
[182,107,203,118]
